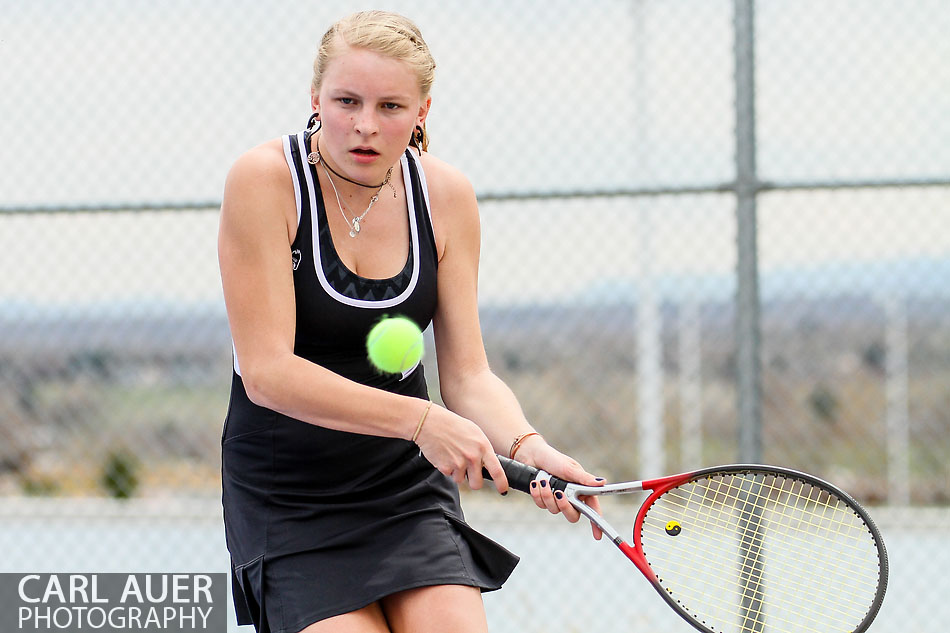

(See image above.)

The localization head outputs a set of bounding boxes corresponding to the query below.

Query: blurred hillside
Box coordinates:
[2,262,947,503]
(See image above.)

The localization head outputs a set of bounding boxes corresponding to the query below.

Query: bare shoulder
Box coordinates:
[416,152,480,260]
[418,152,477,208]
[225,138,291,195]
[222,138,296,234]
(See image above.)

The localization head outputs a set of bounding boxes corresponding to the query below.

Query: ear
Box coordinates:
[417,95,432,127]
[311,89,320,116]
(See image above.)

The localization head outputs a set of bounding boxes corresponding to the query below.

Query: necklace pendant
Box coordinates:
[350,219,360,237]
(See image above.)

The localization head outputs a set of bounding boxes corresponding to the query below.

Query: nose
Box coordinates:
[353,107,379,136]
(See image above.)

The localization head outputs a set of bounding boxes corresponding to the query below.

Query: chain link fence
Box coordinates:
[1,1,948,631]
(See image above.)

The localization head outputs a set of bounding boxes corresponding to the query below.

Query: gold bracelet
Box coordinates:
[509,431,542,460]
[411,401,432,443]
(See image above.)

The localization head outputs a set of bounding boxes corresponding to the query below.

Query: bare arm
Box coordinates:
[424,159,535,454]
[424,154,603,533]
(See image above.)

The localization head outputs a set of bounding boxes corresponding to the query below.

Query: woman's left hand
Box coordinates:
[514,437,605,540]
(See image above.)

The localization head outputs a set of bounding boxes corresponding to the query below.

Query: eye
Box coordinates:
[382,102,401,111]
[338,97,356,106]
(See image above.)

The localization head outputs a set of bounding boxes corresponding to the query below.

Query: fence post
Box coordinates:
[734,0,762,465]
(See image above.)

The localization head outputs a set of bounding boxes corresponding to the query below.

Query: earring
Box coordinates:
[306,113,321,164]
[412,125,425,155]
[306,112,321,135]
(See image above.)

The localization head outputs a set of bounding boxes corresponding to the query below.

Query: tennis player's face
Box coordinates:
[314,46,428,180]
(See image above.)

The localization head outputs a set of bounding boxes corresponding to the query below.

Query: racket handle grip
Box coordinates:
[484,455,569,493]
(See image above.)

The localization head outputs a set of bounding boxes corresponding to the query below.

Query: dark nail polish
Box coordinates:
[555,491,564,500]
[531,481,537,489]
[501,491,508,496]
[595,477,606,482]
[540,480,547,488]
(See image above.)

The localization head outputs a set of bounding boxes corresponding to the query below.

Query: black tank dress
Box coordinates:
[221,130,519,633]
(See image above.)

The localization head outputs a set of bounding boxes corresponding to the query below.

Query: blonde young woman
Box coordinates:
[218,11,603,633]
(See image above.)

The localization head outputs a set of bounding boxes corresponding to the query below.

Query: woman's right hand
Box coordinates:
[413,403,509,494]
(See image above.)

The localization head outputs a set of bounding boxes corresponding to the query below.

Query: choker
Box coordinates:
[307,137,393,190]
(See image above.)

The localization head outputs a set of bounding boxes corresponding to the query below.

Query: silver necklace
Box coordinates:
[307,139,396,198]
[319,161,383,237]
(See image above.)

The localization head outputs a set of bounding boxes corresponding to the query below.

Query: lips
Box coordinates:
[350,147,380,164]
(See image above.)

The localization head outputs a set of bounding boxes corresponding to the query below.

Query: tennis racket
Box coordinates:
[488,456,888,633]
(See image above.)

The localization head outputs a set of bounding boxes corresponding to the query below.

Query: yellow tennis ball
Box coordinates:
[366,316,425,374]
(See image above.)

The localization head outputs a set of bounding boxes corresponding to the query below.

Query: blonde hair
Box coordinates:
[312,11,436,150]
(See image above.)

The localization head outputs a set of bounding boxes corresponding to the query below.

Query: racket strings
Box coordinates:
[674,476,876,585]
[647,504,867,629]
[650,508,871,627]
[656,504,852,604]
[647,477,877,632]
[658,482,880,595]
[639,472,882,633]
[683,476,871,553]
[657,476,877,621]
[645,510,862,630]
[692,478,876,628]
